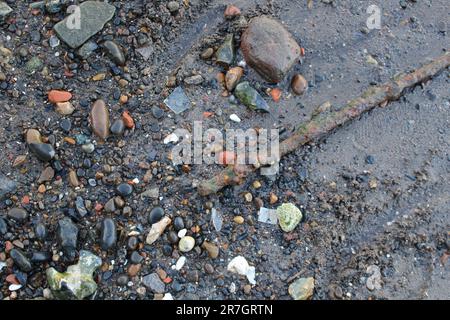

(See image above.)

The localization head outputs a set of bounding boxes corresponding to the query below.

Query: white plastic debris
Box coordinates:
[9,284,22,291]
[227,256,256,285]
[162,293,174,300]
[211,208,223,231]
[258,207,278,224]
[164,132,179,144]
[0,261,6,272]
[229,114,241,123]
[175,256,186,271]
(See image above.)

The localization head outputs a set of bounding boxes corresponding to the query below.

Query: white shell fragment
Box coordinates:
[227,256,256,285]
[164,133,179,144]
[258,207,278,224]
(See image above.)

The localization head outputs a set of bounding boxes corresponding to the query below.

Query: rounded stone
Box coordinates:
[116,183,133,197]
[168,231,179,244]
[178,236,195,253]
[100,218,117,250]
[173,217,185,231]
[29,143,55,162]
[148,207,164,224]
[7,208,28,222]
[110,119,125,136]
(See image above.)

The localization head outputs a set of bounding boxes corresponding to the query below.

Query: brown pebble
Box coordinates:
[202,241,219,259]
[269,192,278,204]
[127,264,141,277]
[225,67,244,91]
[291,74,308,95]
[68,170,79,187]
[90,99,110,141]
[25,129,42,144]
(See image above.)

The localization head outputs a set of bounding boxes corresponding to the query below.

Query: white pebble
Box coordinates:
[9,284,22,291]
[177,228,187,238]
[175,256,186,270]
[229,114,241,123]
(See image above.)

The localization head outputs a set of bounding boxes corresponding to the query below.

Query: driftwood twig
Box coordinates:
[198,51,450,196]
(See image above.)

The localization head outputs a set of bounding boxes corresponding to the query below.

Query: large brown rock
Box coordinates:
[240,16,301,83]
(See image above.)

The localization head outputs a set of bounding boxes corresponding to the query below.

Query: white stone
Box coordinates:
[230,114,241,122]
[227,256,256,285]
[175,256,186,270]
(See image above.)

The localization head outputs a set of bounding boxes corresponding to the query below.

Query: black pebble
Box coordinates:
[29,143,55,162]
[168,231,179,244]
[9,249,32,272]
[100,218,117,250]
[162,244,173,256]
[116,183,133,197]
[173,217,184,231]
[148,207,164,224]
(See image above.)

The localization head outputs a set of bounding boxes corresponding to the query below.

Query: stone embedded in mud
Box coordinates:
[241,16,301,83]
[90,99,110,141]
[224,5,241,19]
[146,216,171,245]
[77,41,98,59]
[291,74,308,95]
[103,40,126,66]
[277,203,302,232]
[234,81,270,112]
[164,86,191,114]
[0,2,12,21]
[29,143,56,162]
[57,217,78,261]
[54,1,116,49]
[215,34,235,67]
[289,277,314,300]
[225,67,244,91]
[46,250,102,300]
